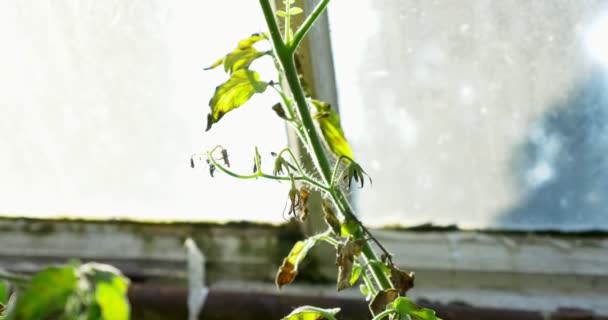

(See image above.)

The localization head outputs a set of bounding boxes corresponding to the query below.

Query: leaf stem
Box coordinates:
[204,147,329,192]
[289,0,332,54]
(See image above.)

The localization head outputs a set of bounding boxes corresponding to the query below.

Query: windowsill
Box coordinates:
[0,217,606,316]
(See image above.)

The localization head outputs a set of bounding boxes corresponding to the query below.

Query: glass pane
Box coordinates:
[0,2,287,222]
[329,1,608,230]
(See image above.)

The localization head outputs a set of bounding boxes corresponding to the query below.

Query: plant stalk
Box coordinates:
[259,0,393,292]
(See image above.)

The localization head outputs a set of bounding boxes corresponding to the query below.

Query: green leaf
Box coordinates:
[288,7,304,15]
[359,284,370,297]
[340,220,359,237]
[93,271,129,320]
[276,10,287,17]
[206,69,268,131]
[12,266,78,320]
[282,306,340,320]
[350,262,363,286]
[391,297,442,320]
[275,237,320,289]
[311,99,354,159]
[0,281,7,306]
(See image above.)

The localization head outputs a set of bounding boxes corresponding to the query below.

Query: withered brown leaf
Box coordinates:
[390,266,415,296]
[335,238,364,291]
[369,289,399,316]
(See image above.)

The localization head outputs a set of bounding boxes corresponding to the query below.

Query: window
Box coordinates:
[0,1,287,222]
[329,1,608,230]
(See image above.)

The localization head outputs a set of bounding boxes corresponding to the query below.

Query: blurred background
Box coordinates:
[1,1,607,319]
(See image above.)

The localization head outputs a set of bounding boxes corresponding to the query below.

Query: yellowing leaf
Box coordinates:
[282,306,340,320]
[212,48,267,74]
[275,238,318,289]
[206,70,268,131]
[205,33,268,72]
[237,33,268,49]
[311,99,354,159]
[95,274,129,320]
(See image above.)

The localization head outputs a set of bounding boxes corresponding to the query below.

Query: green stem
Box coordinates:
[289,0,331,53]
[259,0,394,293]
[205,147,329,191]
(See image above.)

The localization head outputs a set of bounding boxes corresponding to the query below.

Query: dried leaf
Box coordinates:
[390,266,415,296]
[220,149,230,168]
[272,102,288,120]
[298,187,311,221]
[275,238,318,289]
[322,199,341,235]
[335,239,364,291]
[369,289,399,316]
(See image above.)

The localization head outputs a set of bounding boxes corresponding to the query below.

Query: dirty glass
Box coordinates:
[0,2,287,222]
[329,1,608,230]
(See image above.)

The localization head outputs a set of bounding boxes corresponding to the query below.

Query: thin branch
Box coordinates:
[289,0,332,53]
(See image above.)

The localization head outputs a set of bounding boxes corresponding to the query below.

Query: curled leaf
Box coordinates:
[272,102,288,120]
[281,306,340,320]
[311,99,353,159]
[322,199,341,235]
[335,238,365,291]
[223,47,268,73]
[369,289,399,316]
[206,70,268,131]
[237,33,268,50]
[205,33,269,72]
[390,266,415,296]
[275,238,318,289]
[298,187,311,221]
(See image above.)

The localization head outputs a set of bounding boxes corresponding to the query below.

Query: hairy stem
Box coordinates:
[259,0,393,292]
